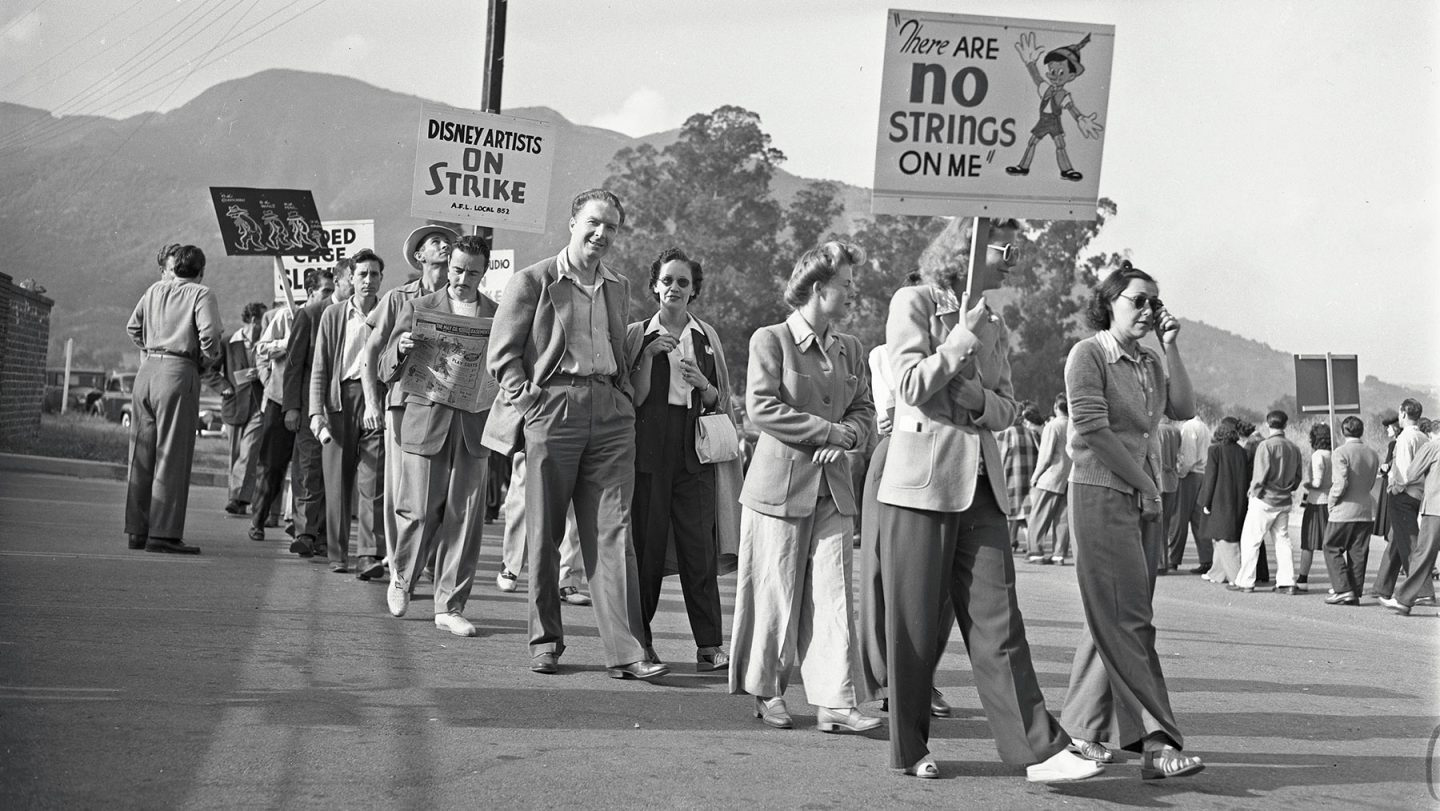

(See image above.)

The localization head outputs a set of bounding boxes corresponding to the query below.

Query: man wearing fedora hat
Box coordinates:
[362,223,457,573]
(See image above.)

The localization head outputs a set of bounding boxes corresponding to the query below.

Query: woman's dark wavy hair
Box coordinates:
[1308,422,1332,451]
[1212,416,1240,444]
[649,247,703,303]
[1085,260,1155,331]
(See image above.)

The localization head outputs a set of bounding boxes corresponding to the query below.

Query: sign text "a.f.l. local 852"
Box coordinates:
[411,103,555,234]
[872,10,1113,221]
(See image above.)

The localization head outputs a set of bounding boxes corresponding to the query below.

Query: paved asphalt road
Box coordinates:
[1,469,1436,809]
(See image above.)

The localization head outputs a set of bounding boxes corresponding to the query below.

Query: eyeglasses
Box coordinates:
[658,276,692,289]
[987,243,1017,262]
[1117,292,1164,311]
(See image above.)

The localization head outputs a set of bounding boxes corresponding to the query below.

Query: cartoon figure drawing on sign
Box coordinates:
[261,210,288,251]
[226,205,264,251]
[286,210,326,252]
[1005,32,1104,182]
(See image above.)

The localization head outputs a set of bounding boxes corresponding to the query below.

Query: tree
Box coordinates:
[843,214,947,352]
[785,180,845,254]
[602,106,790,363]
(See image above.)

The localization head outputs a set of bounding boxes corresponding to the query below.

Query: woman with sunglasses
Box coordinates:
[624,247,733,671]
[1058,261,1205,780]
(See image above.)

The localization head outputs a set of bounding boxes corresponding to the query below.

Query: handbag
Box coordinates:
[695,411,741,464]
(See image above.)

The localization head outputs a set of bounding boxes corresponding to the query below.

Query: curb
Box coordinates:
[0,452,228,488]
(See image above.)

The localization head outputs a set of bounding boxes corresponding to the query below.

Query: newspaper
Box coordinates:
[398,310,499,413]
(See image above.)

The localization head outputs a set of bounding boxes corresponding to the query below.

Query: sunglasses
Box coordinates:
[987,242,1017,262]
[1117,292,1164,311]
[658,275,692,289]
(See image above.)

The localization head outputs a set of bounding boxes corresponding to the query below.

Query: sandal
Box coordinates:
[1140,748,1204,780]
[1068,739,1115,763]
[898,755,939,779]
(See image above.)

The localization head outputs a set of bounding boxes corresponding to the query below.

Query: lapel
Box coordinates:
[545,261,573,346]
[601,273,627,366]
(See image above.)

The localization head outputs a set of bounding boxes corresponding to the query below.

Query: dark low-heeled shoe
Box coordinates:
[607,660,669,680]
[144,537,200,555]
[930,689,952,718]
[128,534,147,550]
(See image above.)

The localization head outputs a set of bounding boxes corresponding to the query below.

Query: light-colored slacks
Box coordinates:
[320,380,384,565]
[1237,499,1295,588]
[226,401,263,504]
[391,415,487,616]
[728,498,859,710]
[1209,540,1241,584]
[125,357,200,540]
[502,449,582,588]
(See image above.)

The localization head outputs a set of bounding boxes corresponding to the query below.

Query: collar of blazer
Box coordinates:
[410,287,496,317]
[547,250,625,351]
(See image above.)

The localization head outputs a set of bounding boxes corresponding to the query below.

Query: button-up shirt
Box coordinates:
[341,297,371,381]
[645,313,704,406]
[1393,425,1428,501]
[555,250,618,377]
[1179,416,1211,477]
[126,278,223,368]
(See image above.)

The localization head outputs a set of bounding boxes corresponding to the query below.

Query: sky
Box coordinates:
[2,0,1437,390]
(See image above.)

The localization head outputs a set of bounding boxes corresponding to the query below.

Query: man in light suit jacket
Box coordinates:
[1323,416,1381,605]
[484,188,666,680]
[380,235,497,637]
[308,250,386,579]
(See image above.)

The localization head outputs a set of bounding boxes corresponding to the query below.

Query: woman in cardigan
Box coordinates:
[1295,422,1333,593]
[1058,261,1204,779]
[625,248,731,671]
[873,217,1097,784]
[729,241,879,734]
[1198,418,1249,586]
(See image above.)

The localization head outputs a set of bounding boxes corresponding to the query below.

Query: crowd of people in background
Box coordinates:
[121,196,1440,785]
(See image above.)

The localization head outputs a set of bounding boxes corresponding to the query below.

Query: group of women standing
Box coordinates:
[627,228,1207,783]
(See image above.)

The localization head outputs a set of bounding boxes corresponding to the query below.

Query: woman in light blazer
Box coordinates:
[874,217,1095,783]
[729,241,878,734]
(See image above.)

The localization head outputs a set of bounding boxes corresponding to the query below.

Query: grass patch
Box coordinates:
[1,413,230,468]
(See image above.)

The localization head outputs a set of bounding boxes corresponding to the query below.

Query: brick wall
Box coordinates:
[0,272,54,440]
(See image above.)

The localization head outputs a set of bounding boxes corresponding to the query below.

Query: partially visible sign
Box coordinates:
[1295,354,1361,415]
[410,103,555,234]
[209,187,326,256]
[274,219,375,302]
[872,10,1114,220]
[481,249,516,302]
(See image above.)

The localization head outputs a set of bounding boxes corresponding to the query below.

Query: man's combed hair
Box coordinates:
[452,234,491,262]
[572,188,625,225]
[351,248,385,273]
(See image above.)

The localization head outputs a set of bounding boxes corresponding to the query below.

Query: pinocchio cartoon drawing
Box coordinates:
[1006,32,1104,182]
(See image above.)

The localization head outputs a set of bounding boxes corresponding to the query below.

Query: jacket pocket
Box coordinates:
[886,430,935,489]
[745,456,794,506]
[781,369,812,409]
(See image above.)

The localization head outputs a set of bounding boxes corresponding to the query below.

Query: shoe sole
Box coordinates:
[607,667,669,680]
[357,564,385,581]
[531,664,558,674]
[144,545,200,555]
[1027,765,1104,783]
[754,711,792,729]
[817,722,881,733]
[696,661,728,672]
[436,622,477,637]
[1141,762,1205,780]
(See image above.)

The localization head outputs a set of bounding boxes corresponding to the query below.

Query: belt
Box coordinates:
[145,349,195,362]
[546,373,612,387]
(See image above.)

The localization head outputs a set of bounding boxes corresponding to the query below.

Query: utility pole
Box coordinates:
[477,0,507,241]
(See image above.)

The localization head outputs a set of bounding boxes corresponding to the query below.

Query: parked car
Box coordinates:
[95,371,136,427]
[43,368,106,413]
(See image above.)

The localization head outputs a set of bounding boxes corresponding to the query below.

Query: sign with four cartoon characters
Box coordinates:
[872,10,1114,221]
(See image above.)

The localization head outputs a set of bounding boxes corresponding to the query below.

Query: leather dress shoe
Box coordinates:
[530,652,559,674]
[607,660,669,680]
[754,697,792,729]
[246,526,265,542]
[559,586,592,606]
[289,536,315,557]
[356,557,386,581]
[495,570,518,592]
[930,688,952,718]
[1325,591,1358,606]
[128,534,147,550]
[145,537,200,555]
[330,561,349,574]
[696,646,729,672]
[816,707,882,733]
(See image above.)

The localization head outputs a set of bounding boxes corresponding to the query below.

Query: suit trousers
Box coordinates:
[291,421,325,543]
[729,498,859,709]
[392,413,487,615]
[878,482,1068,768]
[321,380,384,565]
[1396,515,1440,608]
[226,398,264,504]
[1166,473,1211,568]
[1027,489,1070,559]
[381,407,404,563]
[632,404,722,649]
[1062,483,1183,753]
[1375,493,1420,598]
[125,357,200,540]
[501,449,583,588]
[524,380,647,667]
[1237,499,1295,589]
[857,436,953,703]
[249,400,296,532]
[1322,520,1373,596]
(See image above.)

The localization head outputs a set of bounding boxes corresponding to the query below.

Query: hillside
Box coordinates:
[0,70,1426,416]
